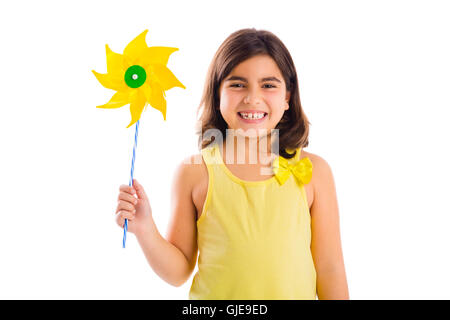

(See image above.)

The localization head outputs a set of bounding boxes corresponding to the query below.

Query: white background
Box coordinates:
[0,0,449,299]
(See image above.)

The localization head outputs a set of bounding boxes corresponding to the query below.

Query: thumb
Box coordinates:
[132,179,148,200]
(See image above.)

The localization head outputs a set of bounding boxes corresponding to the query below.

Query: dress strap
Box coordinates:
[284,146,302,162]
[201,142,221,166]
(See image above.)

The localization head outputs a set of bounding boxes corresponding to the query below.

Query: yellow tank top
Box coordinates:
[189,142,317,300]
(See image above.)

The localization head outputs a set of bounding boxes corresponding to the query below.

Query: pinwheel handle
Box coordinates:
[123,119,140,248]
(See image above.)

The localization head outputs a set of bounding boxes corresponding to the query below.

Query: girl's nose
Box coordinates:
[244,89,262,105]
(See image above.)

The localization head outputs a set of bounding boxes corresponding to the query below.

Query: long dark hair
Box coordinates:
[195,28,310,159]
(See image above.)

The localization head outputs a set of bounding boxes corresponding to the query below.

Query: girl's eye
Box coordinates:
[230,84,276,88]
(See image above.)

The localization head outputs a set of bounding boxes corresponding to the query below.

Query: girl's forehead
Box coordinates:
[232,55,281,75]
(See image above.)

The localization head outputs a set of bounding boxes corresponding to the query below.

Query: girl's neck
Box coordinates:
[221,132,276,166]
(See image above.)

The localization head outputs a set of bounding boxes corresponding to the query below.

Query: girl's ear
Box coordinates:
[285,91,291,109]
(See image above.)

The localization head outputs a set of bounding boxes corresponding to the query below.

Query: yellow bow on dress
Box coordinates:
[273,155,313,186]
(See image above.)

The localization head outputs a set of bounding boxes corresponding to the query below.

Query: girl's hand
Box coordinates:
[115,179,153,236]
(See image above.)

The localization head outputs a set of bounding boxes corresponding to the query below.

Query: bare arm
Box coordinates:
[133,156,199,287]
[135,220,192,287]
[310,155,349,300]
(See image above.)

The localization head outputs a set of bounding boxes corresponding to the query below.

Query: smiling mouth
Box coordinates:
[237,112,268,121]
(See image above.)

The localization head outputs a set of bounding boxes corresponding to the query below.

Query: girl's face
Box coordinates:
[218,54,290,136]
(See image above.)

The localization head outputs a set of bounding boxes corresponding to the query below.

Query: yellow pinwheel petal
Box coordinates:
[127,91,146,128]
[145,81,167,120]
[92,70,127,91]
[143,46,179,66]
[106,44,126,77]
[152,63,186,91]
[96,91,131,109]
[123,30,149,65]
[141,82,152,103]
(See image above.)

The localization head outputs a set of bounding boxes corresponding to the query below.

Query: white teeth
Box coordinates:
[239,112,265,120]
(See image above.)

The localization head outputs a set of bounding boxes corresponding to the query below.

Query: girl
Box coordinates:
[115,28,349,300]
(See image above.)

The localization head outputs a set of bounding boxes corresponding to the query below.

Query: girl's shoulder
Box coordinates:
[175,153,208,220]
[175,153,207,189]
[173,153,208,204]
[300,148,330,171]
[300,149,336,201]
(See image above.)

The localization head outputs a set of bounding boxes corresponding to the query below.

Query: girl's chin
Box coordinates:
[226,126,273,138]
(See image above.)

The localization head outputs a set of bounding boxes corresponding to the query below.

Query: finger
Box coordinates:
[118,192,138,205]
[116,211,135,228]
[132,179,148,200]
[119,210,136,221]
[119,184,136,196]
[115,201,135,214]
[116,213,125,228]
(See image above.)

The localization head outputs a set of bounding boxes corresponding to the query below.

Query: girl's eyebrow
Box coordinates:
[225,75,281,83]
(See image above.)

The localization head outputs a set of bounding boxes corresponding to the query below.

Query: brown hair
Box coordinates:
[195,28,310,159]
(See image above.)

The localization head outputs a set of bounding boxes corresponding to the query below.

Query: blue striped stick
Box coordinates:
[123,119,140,248]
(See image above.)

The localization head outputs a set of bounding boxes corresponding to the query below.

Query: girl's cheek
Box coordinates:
[222,91,243,106]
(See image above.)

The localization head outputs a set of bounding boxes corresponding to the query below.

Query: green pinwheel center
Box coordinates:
[124,65,147,88]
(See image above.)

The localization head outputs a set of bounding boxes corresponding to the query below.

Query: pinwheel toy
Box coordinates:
[93,30,185,248]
